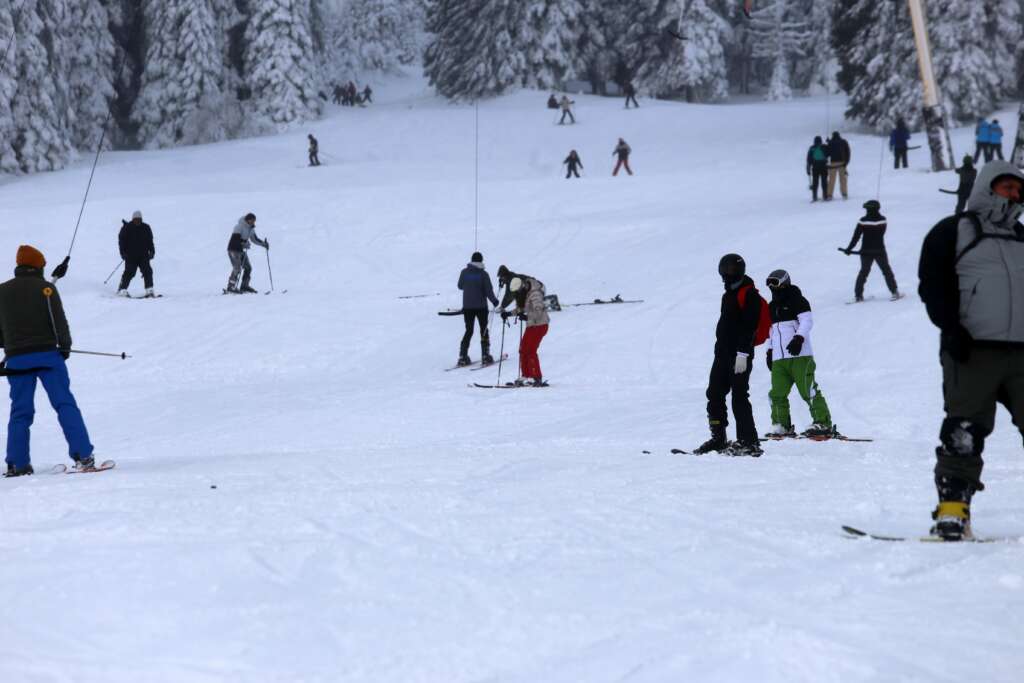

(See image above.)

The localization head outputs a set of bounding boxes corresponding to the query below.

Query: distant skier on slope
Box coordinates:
[826,131,851,200]
[842,200,901,302]
[917,160,1024,541]
[308,134,320,167]
[362,85,373,104]
[764,270,832,439]
[954,156,977,215]
[563,150,583,179]
[547,94,558,110]
[456,252,499,367]
[694,254,765,457]
[613,138,633,176]
[623,81,639,109]
[889,118,911,169]
[989,119,1004,161]
[0,245,96,476]
[117,210,156,298]
[558,96,576,125]
[226,213,269,294]
[806,136,829,202]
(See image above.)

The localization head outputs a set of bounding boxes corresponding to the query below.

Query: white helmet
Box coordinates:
[509,277,523,293]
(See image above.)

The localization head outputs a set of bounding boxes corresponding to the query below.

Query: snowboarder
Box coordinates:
[694,254,764,457]
[0,246,95,476]
[547,94,559,110]
[362,85,373,104]
[917,160,1024,541]
[613,138,633,176]
[623,81,639,109]
[308,134,320,167]
[989,119,1004,161]
[826,131,851,200]
[764,270,832,438]
[842,200,900,302]
[117,210,156,298]
[563,150,583,179]
[558,96,575,125]
[972,119,991,164]
[226,213,269,294]
[890,118,911,169]
[954,156,977,215]
[806,136,829,202]
[457,252,499,367]
[499,272,549,387]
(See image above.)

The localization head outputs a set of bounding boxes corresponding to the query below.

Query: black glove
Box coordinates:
[501,310,511,321]
[786,334,804,356]
[942,325,973,363]
[51,256,70,280]
[842,248,852,255]
[766,349,773,371]
[60,349,70,360]
[518,312,527,322]
[264,238,270,250]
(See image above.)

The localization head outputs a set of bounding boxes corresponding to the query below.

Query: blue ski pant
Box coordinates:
[5,351,93,467]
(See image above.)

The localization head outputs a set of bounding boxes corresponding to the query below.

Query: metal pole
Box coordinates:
[104,260,124,285]
[906,0,954,172]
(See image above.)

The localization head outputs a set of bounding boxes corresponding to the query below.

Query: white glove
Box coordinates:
[734,353,749,374]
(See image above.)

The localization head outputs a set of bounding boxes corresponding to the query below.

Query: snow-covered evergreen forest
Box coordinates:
[1,0,1022,175]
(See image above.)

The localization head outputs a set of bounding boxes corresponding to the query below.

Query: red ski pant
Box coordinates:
[519,324,548,379]
[613,158,633,176]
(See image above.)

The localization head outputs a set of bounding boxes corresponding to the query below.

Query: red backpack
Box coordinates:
[737,284,771,346]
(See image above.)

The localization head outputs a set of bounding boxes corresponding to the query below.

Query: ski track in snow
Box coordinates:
[0,75,1022,681]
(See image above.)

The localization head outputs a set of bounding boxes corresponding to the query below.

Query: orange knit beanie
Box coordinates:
[16,245,46,269]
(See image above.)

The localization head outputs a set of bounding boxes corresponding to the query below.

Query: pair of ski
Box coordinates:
[222,289,288,296]
[443,354,509,372]
[561,295,644,308]
[471,381,549,389]
[761,431,873,443]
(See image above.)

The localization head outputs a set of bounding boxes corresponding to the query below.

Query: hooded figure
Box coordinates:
[456,252,499,366]
[917,160,1024,540]
[806,136,829,201]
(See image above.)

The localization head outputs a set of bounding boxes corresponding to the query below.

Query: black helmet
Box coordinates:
[862,200,881,212]
[766,269,790,288]
[718,253,745,282]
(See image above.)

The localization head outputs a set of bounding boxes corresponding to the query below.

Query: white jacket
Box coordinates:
[768,311,814,359]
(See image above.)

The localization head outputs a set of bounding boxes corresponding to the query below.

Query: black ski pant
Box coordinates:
[955,193,969,215]
[810,164,827,200]
[992,144,1003,161]
[309,151,320,166]
[855,251,898,298]
[706,353,757,443]
[625,94,639,108]
[119,257,153,290]
[559,110,575,124]
[565,165,580,178]
[894,147,908,169]
[460,308,490,358]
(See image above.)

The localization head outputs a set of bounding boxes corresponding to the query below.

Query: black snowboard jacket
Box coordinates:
[715,275,762,357]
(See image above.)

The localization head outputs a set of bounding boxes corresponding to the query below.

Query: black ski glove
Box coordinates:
[786,335,804,356]
[59,348,70,360]
[51,256,70,281]
[766,349,773,371]
[942,325,973,363]
[518,312,527,322]
[501,310,512,321]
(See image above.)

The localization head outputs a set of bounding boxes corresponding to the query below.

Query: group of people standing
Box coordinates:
[806,131,851,202]
[332,81,372,107]
[973,118,1004,163]
[562,138,633,178]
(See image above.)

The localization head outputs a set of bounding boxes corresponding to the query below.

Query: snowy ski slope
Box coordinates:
[0,77,1021,681]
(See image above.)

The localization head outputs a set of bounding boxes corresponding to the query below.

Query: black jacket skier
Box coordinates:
[844,200,899,301]
[563,150,583,178]
[117,212,156,297]
[954,156,977,214]
[456,252,499,365]
[696,253,763,456]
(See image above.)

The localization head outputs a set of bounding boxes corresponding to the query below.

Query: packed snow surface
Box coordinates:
[1,79,1022,682]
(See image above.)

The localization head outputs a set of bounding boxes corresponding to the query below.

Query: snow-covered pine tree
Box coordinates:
[928,0,1001,125]
[0,3,18,173]
[747,0,810,100]
[791,0,836,94]
[11,0,75,173]
[834,0,918,132]
[982,0,1022,97]
[67,0,117,151]
[521,0,581,91]
[244,0,323,130]
[674,0,730,102]
[327,0,421,83]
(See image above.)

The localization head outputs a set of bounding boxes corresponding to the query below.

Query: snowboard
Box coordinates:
[444,354,509,371]
[841,525,1014,544]
[49,459,116,475]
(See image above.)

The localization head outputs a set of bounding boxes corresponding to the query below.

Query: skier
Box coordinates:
[623,81,639,109]
[694,254,764,457]
[117,210,156,298]
[826,131,851,200]
[332,84,343,105]
[558,95,576,125]
[456,252,499,367]
[499,272,549,387]
[806,136,829,202]
[225,213,269,294]
[972,119,990,164]
[362,85,373,104]
[613,138,633,176]
[989,119,1004,161]
[842,200,900,302]
[889,118,911,169]
[953,155,977,215]
[547,94,558,110]
[0,246,95,476]
[563,150,583,179]
[764,270,832,438]
[308,134,320,167]
[917,160,1024,541]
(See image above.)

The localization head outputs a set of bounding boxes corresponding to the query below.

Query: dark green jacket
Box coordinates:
[0,266,72,357]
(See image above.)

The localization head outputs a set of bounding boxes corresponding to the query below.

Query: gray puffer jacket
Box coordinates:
[515,277,550,327]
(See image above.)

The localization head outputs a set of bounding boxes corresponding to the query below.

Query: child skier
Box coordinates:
[558,96,576,125]
[308,134,320,167]
[563,150,583,179]
[456,252,499,367]
[842,200,901,302]
[764,270,833,438]
[226,213,269,294]
[613,138,633,176]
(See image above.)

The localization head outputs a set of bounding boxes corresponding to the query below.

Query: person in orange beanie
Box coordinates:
[0,245,95,476]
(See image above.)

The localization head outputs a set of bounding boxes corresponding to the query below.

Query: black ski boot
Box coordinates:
[481,354,495,366]
[240,285,258,294]
[457,356,472,367]
[73,455,96,472]
[694,427,729,454]
[4,463,34,477]
[726,440,763,457]
[930,502,971,541]
[802,423,837,439]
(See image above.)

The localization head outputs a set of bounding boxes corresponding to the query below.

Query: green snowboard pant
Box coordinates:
[769,356,832,427]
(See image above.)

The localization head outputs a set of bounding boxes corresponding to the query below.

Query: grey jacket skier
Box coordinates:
[226,213,269,294]
[918,160,1024,540]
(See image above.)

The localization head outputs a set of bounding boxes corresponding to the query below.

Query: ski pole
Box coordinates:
[103,260,124,285]
[496,314,508,386]
[837,248,861,255]
[265,246,274,292]
[70,349,131,360]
